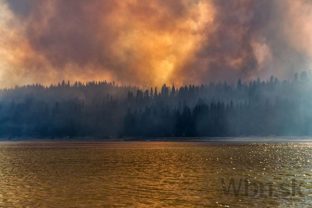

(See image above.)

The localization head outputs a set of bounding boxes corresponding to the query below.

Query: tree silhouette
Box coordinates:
[0,71,311,139]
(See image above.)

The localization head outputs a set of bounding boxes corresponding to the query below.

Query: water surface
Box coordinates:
[0,141,311,207]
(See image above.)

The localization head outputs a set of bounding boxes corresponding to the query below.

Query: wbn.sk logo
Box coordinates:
[220,178,304,198]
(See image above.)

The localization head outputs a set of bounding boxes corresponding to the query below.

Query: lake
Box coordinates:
[0,141,311,207]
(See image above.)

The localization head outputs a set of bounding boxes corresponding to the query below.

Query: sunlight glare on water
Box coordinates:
[0,142,311,207]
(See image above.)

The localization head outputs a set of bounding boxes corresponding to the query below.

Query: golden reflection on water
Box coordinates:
[0,142,310,207]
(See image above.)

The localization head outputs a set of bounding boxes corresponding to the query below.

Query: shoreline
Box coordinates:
[0,136,312,143]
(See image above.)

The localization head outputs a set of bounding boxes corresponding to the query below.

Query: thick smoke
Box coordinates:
[0,0,312,87]
[178,0,312,84]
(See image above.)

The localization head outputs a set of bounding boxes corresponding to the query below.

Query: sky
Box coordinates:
[0,0,312,87]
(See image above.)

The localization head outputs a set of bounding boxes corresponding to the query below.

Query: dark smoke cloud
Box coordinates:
[1,0,312,87]
[177,0,312,84]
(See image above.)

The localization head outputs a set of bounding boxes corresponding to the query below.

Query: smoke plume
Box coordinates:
[0,0,311,87]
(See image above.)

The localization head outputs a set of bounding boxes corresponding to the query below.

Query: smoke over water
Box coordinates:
[0,0,312,87]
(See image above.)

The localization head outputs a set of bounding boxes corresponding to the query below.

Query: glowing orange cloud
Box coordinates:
[107,0,215,86]
[0,0,311,88]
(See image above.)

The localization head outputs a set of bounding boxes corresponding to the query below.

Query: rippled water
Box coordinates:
[0,141,311,207]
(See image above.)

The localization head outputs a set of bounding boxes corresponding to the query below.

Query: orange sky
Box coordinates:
[0,0,312,87]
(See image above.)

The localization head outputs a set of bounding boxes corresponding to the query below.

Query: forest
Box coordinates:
[0,71,311,139]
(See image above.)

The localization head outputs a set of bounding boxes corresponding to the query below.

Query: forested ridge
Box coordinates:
[0,72,311,138]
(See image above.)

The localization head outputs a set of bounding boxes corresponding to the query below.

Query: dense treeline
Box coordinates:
[0,72,311,138]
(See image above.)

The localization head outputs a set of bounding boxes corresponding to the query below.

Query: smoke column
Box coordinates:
[0,0,311,87]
